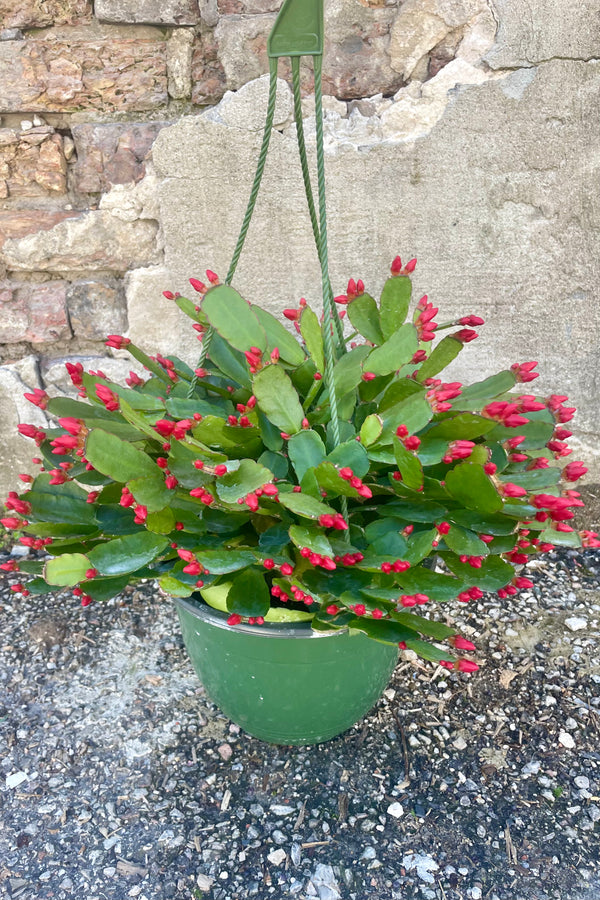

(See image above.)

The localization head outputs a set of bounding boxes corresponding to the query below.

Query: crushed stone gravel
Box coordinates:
[1,548,599,900]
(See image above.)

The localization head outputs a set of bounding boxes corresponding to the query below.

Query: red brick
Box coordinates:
[0,0,91,29]
[0,281,71,343]
[0,210,80,250]
[0,39,167,114]
[71,121,169,194]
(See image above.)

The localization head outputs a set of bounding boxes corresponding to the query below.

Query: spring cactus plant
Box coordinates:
[4,257,598,675]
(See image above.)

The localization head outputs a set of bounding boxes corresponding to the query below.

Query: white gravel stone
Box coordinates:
[267,848,287,866]
[270,804,296,816]
[387,802,404,818]
[6,771,28,789]
[565,617,588,632]
[558,732,576,749]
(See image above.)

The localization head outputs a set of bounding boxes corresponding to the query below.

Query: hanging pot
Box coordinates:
[174,596,398,745]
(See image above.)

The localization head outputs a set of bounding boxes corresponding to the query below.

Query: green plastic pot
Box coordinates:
[175,596,398,745]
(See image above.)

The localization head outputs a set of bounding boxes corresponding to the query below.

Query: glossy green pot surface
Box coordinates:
[175,597,398,745]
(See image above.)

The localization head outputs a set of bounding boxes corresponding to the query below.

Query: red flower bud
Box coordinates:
[390,255,402,275]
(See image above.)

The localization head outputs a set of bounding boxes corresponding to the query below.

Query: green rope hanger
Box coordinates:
[190,0,347,485]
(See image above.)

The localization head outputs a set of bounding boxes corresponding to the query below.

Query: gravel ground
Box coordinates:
[1,548,599,900]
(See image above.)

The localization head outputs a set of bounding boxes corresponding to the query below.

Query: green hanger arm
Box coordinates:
[267,0,324,58]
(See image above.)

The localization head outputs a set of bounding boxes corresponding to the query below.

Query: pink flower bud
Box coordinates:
[454,329,478,343]
[362,372,376,381]
[105,335,131,350]
[455,659,479,673]
[227,614,242,626]
[563,461,587,481]
[280,563,293,576]
[206,270,219,285]
[458,315,484,326]
[283,308,300,320]
[24,388,48,409]
[327,604,339,615]
[404,258,417,274]
[214,464,227,476]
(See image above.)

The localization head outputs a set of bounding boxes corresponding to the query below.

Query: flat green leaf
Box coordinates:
[392,566,467,601]
[380,379,425,411]
[288,430,327,482]
[446,462,503,513]
[300,306,325,374]
[415,335,463,382]
[393,437,423,491]
[208,332,252,389]
[159,574,194,597]
[82,574,131,602]
[448,509,516,535]
[86,429,157,482]
[360,414,383,447]
[314,461,361,498]
[349,616,413,646]
[444,525,489,557]
[404,639,455,664]
[384,499,447,522]
[347,293,384,344]
[365,324,418,376]
[487,420,555,450]
[333,345,371,397]
[289,524,333,557]
[196,549,256,574]
[278,491,336,520]
[253,365,304,434]
[258,450,288,480]
[378,394,433,444]
[392,610,455,640]
[226,568,270,618]
[455,371,516,407]
[146,508,176,534]
[27,478,97,527]
[253,306,305,366]
[128,473,173,512]
[499,468,560,490]
[192,416,263,457]
[327,440,370,478]
[22,521,98,539]
[539,527,582,549]
[426,413,496,441]
[44,552,90,586]
[216,459,273,504]
[165,396,232,419]
[202,284,267,352]
[380,276,411,340]
[443,552,515,591]
[404,528,438,565]
[87,532,169,576]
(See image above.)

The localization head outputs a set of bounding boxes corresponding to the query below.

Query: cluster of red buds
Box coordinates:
[105,335,131,351]
[439,659,479,673]
[398,593,429,607]
[390,256,417,276]
[189,486,215,506]
[24,388,49,409]
[482,400,529,429]
[296,547,335,569]
[334,277,365,305]
[415,295,438,342]
[244,346,263,373]
[456,586,484,603]
[17,424,46,446]
[424,380,462,413]
[395,424,421,452]
[289,583,315,605]
[237,483,278,511]
[511,361,539,383]
[381,559,411,574]
[442,439,475,465]
[96,383,120,412]
[453,328,478,344]
[318,513,348,530]
[154,418,193,440]
[338,467,372,498]
[332,551,364,566]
